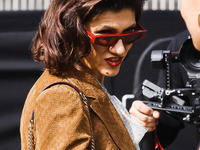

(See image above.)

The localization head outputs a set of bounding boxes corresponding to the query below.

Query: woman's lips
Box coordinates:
[105,57,122,66]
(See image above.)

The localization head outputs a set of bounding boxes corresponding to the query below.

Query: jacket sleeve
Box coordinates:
[156,30,190,148]
[34,85,91,150]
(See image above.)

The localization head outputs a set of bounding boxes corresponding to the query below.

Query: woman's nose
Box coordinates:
[109,39,126,55]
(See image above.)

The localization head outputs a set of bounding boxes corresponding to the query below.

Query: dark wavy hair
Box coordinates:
[32,0,146,77]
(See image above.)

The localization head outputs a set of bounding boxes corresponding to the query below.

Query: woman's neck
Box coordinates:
[83,66,104,85]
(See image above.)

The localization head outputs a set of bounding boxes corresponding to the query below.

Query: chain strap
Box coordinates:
[80,92,95,150]
[28,81,95,150]
[28,112,35,150]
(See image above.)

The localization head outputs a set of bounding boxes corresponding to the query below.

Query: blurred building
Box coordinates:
[0,0,181,11]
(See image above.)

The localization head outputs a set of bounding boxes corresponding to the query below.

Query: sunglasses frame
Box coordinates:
[86,24,147,46]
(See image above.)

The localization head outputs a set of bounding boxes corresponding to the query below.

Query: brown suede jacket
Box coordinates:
[20,68,136,150]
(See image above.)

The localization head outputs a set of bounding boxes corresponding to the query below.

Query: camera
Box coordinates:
[142,38,200,124]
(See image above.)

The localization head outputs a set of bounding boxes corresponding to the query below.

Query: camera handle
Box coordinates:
[142,79,200,124]
[142,79,195,114]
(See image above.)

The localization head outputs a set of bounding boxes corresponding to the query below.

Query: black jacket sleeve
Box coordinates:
[156,30,191,148]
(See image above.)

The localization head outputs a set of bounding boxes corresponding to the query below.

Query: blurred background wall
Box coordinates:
[0,0,197,150]
[0,0,181,11]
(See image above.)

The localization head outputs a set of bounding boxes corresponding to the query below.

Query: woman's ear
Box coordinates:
[198,12,200,27]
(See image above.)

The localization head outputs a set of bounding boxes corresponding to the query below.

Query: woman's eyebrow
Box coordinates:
[123,24,137,31]
[95,25,116,32]
[94,23,137,33]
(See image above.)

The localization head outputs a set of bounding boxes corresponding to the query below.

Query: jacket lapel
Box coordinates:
[90,92,136,150]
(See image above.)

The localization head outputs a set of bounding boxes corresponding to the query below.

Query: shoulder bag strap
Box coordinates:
[28,81,95,150]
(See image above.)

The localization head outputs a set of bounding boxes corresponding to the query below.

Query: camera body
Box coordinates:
[142,38,200,124]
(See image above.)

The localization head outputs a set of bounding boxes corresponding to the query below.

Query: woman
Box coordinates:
[20,0,156,149]
[131,0,200,149]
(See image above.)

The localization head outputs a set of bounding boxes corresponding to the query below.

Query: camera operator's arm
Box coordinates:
[156,30,189,148]
[129,100,160,132]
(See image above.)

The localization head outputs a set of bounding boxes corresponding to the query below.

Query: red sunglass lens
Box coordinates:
[93,31,145,46]
[96,37,118,46]
[97,37,109,45]
[123,33,142,44]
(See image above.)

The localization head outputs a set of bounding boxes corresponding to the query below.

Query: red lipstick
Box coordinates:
[106,57,122,66]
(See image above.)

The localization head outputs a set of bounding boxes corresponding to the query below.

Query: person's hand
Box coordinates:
[129,100,160,132]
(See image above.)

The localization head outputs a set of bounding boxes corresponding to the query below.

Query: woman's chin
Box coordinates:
[102,69,120,77]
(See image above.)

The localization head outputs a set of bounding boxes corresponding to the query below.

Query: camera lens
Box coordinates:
[180,39,200,73]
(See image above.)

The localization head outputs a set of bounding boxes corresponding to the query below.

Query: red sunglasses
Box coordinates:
[86,24,147,47]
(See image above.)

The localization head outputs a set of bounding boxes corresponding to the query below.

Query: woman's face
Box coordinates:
[82,8,136,82]
[181,0,200,51]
